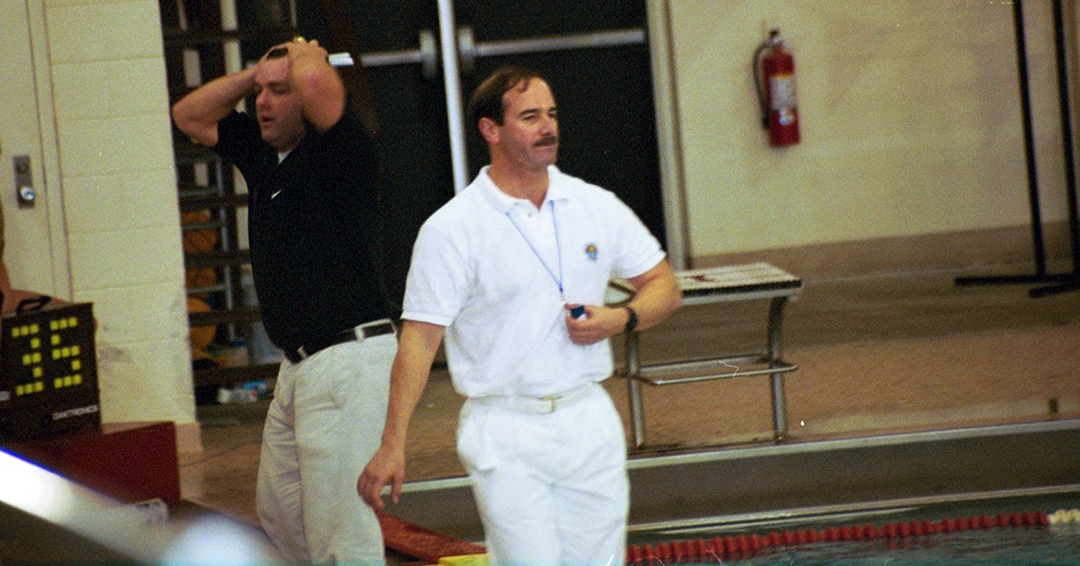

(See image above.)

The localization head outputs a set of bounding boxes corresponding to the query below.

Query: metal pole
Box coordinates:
[627,332,646,449]
[1030,0,1080,297]
[767,297,788,442]
[436,0,469,194]
[955,0,1051,286]
[1014,0,1049,276]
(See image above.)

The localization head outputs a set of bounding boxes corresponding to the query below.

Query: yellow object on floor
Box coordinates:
[438,554,488,566]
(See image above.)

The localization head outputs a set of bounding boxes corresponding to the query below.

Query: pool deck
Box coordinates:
[388,418,1080,542]
[172,264,1080,557]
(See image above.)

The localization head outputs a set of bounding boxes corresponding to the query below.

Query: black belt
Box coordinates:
[284,320,396,364]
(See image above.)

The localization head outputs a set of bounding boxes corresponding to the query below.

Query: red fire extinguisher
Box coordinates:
[754,29,800,147]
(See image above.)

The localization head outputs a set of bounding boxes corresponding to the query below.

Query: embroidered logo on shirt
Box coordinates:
[585,243,598,261]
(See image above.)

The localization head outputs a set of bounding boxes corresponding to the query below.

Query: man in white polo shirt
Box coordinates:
[358,66,681,564]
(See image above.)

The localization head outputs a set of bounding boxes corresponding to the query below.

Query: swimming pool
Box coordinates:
[627,490,1080,564]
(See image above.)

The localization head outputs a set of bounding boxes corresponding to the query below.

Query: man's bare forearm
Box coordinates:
[285,43,346,132]
[624,260,682,333]
[357,321,444,509]
[171,66,257,147]
[380,321,444,450]
[564,260,681,345]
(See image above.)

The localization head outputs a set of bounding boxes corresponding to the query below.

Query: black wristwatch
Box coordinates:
[623,305,638,334]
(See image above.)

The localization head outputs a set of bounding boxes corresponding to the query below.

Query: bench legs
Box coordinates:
[768,296,789,442]
[627,331,646,448]
[625,295,793,450]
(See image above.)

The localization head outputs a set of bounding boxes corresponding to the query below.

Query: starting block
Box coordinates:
[617,262,803,449]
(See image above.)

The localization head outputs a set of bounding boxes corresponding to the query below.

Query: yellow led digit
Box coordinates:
[72,360,82,371]
[30,338,40,349]
[74,374,82,385]
[33,367,43,378]
[69,317,78,327]
[72,346,80,357]
[35,382,44,392]
[54,378,63,389]
[51,334,60,345]
[30,324,39,334]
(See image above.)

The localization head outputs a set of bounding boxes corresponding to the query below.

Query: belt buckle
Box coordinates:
[539,395,558,414]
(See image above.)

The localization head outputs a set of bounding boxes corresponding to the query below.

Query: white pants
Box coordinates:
[256,333,395,563]
[457,383,629,565]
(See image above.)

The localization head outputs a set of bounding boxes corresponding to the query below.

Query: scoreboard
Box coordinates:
[0,301,99,441]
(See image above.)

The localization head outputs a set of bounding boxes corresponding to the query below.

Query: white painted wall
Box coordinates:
[667,0,1070,261]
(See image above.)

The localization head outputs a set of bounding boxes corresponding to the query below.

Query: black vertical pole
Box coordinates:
[1017,0,1049,277]
[1030,0,1080,297]
[956,0,1053,286]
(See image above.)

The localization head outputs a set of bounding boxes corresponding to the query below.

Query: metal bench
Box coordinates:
[618,262,803,449]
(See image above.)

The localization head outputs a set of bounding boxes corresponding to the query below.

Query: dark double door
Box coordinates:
[295,1,664,307]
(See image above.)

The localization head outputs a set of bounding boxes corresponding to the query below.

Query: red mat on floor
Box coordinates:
[378,511,484,563]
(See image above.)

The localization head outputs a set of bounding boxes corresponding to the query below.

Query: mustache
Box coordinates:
[535,135,558,147]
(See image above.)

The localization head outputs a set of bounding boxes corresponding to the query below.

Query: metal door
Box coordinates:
[296,0,663,307]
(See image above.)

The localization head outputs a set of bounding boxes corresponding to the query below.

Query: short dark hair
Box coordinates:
[467,66,549,130]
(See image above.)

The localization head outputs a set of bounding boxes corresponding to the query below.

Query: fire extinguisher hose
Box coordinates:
[752,40,771,129]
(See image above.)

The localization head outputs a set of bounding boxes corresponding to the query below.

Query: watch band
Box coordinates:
[623,305,638,334]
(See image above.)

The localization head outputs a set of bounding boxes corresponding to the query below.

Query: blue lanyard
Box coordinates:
[505,200,565,298]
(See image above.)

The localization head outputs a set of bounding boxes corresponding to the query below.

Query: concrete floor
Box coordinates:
[179,264,1080,542]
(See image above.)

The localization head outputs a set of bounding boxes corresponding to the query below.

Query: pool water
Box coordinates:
[734,525,1079,565]
[628,492,1080,564]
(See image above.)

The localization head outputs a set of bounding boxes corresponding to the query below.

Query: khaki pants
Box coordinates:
[257,332,395,563]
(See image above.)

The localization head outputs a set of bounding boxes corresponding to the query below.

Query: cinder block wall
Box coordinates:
[41,0,197,451]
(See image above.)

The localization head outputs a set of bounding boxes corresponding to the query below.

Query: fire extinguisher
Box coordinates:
[754,29,800,147]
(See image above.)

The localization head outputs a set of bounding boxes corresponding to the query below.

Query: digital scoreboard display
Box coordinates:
[0,302,99,441]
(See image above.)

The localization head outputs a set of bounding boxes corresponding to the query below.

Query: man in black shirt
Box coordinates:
[172,38,396,563]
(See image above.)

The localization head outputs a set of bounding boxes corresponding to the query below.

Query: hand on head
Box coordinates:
[262,36,328,67]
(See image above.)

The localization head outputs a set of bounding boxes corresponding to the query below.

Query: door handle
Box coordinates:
[356,29,439,79]
[13,155,35,208]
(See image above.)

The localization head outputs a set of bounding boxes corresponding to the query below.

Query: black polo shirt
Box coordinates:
[214,108,390,353]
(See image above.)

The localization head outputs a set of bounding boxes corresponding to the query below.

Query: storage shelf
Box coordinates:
[193,362,280,389]
[188,306,261,327]
[163,0,297,393]
[184,250,251,269]
[180,192,249,212]
[162,26,295,47]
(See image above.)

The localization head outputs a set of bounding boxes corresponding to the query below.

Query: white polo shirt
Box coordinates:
[402,165,665,398]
